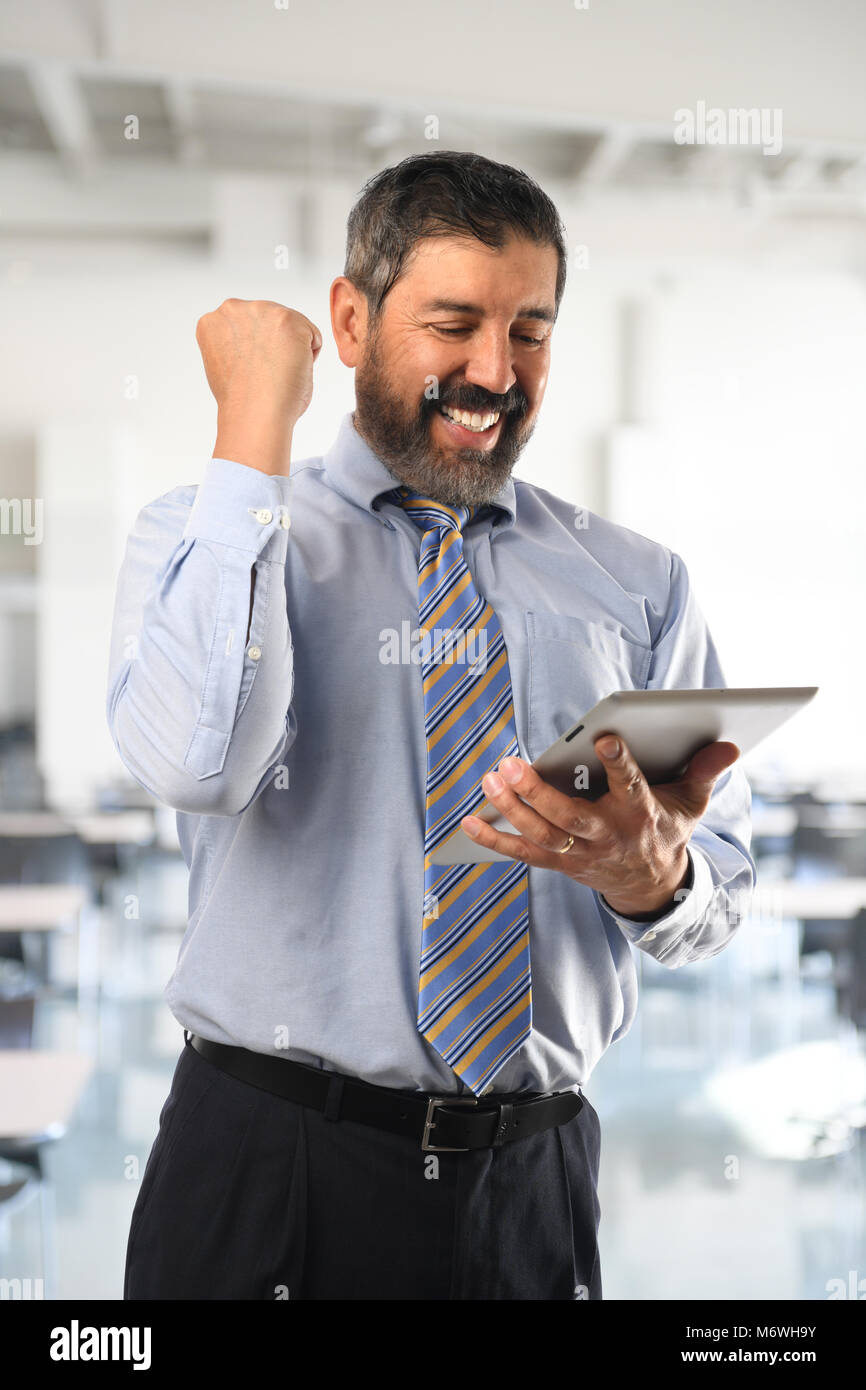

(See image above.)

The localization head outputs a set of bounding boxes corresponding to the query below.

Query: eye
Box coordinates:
[431,325,549,345]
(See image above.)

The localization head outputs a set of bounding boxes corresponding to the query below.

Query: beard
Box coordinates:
[352,325,535,509]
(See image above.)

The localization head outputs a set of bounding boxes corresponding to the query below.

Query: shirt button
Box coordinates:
[254,508,273,525]
[643,930,657,941]
[279,511,291,529]
[248,645,262,661]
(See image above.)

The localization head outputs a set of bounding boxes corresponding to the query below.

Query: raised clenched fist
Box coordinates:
[196,299,323,474]
[195,298,322,423]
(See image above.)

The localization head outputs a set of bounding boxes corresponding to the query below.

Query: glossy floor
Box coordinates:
[1,846,864,1301]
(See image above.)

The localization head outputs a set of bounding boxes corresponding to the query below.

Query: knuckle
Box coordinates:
[284,309,311,334]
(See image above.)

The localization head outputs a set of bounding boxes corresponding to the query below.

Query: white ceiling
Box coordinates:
[0,0,864,268]
[2,0,865,140]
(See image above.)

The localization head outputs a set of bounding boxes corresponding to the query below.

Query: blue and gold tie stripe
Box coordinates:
[393,487,531,1095]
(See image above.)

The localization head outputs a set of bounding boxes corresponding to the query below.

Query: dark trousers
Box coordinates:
[124,1035,602,1300]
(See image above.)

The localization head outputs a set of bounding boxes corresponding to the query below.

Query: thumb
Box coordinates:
[669,740,741,817]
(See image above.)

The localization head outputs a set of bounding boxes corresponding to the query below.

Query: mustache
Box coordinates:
[427,386,529,417]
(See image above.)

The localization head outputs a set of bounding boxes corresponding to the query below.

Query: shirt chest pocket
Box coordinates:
[525,611,652,761]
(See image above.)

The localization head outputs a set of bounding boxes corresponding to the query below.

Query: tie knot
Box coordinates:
[392,486,474,535]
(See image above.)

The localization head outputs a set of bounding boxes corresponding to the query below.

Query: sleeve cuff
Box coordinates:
[182,456,293,560]
[597,845,715,946]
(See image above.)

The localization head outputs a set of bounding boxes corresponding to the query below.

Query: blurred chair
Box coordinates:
[0,1049,94,1298]
[0,811,81,888]
[0,994,35,1050]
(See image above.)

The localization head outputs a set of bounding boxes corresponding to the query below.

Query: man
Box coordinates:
[107,150,754,1301]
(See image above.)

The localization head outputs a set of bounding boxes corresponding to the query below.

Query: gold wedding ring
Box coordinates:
[558,834,575,854]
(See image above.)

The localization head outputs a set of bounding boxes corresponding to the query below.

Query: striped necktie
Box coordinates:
[394,486,531,1096]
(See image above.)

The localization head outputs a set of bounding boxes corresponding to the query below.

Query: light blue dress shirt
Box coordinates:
[105,411,755,1095]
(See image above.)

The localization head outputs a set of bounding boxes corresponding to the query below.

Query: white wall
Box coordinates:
[604,268,866,786]
[1,210,864,804]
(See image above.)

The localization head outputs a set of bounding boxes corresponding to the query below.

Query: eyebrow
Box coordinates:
[420,298,555,324]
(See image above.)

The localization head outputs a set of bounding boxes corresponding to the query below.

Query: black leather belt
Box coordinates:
[186,1032,583,1152]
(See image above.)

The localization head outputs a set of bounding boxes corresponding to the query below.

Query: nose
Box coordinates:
[462,326,518,401]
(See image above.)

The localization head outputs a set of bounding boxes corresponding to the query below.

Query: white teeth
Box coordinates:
[440,405,501,432]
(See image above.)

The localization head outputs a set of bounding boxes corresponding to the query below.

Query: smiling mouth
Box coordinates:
[438,403,502,433]
[434,403,507,448]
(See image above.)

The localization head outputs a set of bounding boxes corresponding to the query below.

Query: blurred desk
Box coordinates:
[0,809,154,846]
[0,884,93,1005]
[751,878,866,1027]
[67,811,154,846]
[789,802,866,876]
[0,812,79,884]
[796,806,866,833]
[0,883,88,930]
[751,806,797,838]
[752,879,866,920]
[66,811,156,906]
[0,812,75,838]
[0,1048,95,1297]
[0,1048,94,1142]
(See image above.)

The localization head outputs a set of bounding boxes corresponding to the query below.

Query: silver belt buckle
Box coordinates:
[421,1095,479,1152]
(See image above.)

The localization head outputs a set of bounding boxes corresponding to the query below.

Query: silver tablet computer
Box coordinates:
[429,686,818,866]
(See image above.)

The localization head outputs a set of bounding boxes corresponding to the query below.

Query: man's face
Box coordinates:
[351,233,558,508]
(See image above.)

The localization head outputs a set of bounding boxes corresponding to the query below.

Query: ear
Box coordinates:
[330,276,369,367]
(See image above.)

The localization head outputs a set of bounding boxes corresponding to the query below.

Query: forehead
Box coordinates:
[394,234,558,315]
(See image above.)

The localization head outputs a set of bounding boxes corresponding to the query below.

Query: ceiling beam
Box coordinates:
[163,79,203,165]
[576,128,635,186]
[25,59,99,177]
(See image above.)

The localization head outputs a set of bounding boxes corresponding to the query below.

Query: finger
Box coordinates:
[492,756,607,840]
[294,312,323,356]
[595,733,653,811]
[307,321,323,357]
[663,740,741,818]
[480,770,592,854]
[460,814,583,871]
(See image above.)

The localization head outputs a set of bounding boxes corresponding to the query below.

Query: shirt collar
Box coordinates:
[320,411,517,533]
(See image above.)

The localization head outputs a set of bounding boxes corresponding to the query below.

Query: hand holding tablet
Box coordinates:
[430,686,817,866]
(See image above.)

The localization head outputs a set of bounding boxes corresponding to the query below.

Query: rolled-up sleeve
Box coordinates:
[595,549,756,966]
[105,457,297,816]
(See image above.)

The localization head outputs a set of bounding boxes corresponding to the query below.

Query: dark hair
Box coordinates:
[344,150,568,322]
